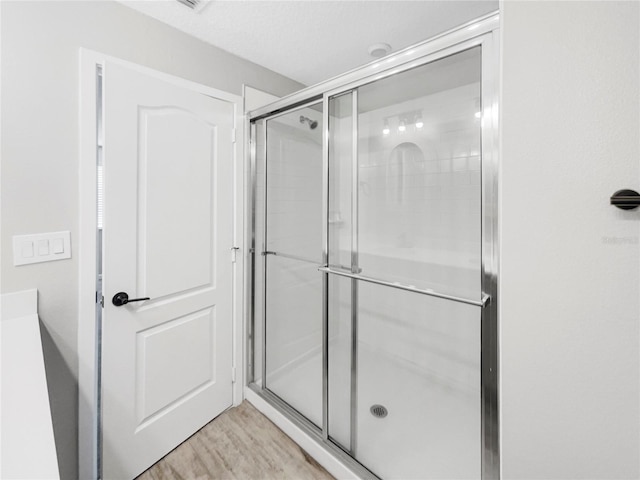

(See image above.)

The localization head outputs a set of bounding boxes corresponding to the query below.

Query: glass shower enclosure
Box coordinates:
[247,13,499,480]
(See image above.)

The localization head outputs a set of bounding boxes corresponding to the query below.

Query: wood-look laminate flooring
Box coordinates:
[136,401,335,480]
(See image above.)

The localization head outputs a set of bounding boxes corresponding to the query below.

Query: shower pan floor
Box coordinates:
[266,337,480,479]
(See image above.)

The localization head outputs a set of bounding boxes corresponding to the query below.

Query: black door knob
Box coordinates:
[610,189,640,210]
[112,292,150,306]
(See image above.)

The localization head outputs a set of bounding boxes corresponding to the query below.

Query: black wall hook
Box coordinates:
[610,189,640,210]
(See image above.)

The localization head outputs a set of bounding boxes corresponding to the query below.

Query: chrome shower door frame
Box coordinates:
[246,11,500,480]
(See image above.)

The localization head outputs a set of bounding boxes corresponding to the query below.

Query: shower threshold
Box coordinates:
[246,384,379,480]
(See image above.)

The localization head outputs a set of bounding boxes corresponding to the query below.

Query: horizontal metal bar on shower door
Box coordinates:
[261,250,320,265]
[263,251,359,273]
[317,266,490,307]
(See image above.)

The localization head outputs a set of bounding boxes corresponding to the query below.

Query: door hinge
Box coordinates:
[231,246,239,263]
[231,128,237,143]
[231,367,237,383]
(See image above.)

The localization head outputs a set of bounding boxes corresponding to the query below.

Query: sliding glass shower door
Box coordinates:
[249,23,499,480]
[261,103,324,427]
[326,47,484,479]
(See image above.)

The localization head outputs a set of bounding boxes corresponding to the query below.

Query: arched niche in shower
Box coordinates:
[385,141,425,203]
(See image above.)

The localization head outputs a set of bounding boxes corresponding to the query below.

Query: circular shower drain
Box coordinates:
[370,404,388,418]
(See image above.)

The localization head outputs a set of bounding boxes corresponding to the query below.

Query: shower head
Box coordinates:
[299,115,318,130]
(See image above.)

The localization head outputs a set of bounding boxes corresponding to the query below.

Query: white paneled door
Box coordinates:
[101,61,235,479]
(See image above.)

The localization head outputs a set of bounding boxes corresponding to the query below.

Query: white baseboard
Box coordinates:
[244,387,361,480]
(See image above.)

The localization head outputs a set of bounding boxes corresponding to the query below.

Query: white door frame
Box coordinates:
[78,49,245,480]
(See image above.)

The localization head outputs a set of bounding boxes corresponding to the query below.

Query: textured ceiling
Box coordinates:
[118,0,498,86]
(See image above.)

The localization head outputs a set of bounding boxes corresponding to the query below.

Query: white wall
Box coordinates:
[0,2,303,478]
[500,1,639,478]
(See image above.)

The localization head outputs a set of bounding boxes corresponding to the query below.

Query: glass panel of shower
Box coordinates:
[327,47,483,479]
[259,103,325,427]
[249,22,498,479]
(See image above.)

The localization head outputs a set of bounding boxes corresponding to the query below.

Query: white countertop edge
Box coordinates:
[1,288,60,479]
[1,289,38,321]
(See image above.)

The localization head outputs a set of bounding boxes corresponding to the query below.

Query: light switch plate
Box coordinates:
[13,231,71,266]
